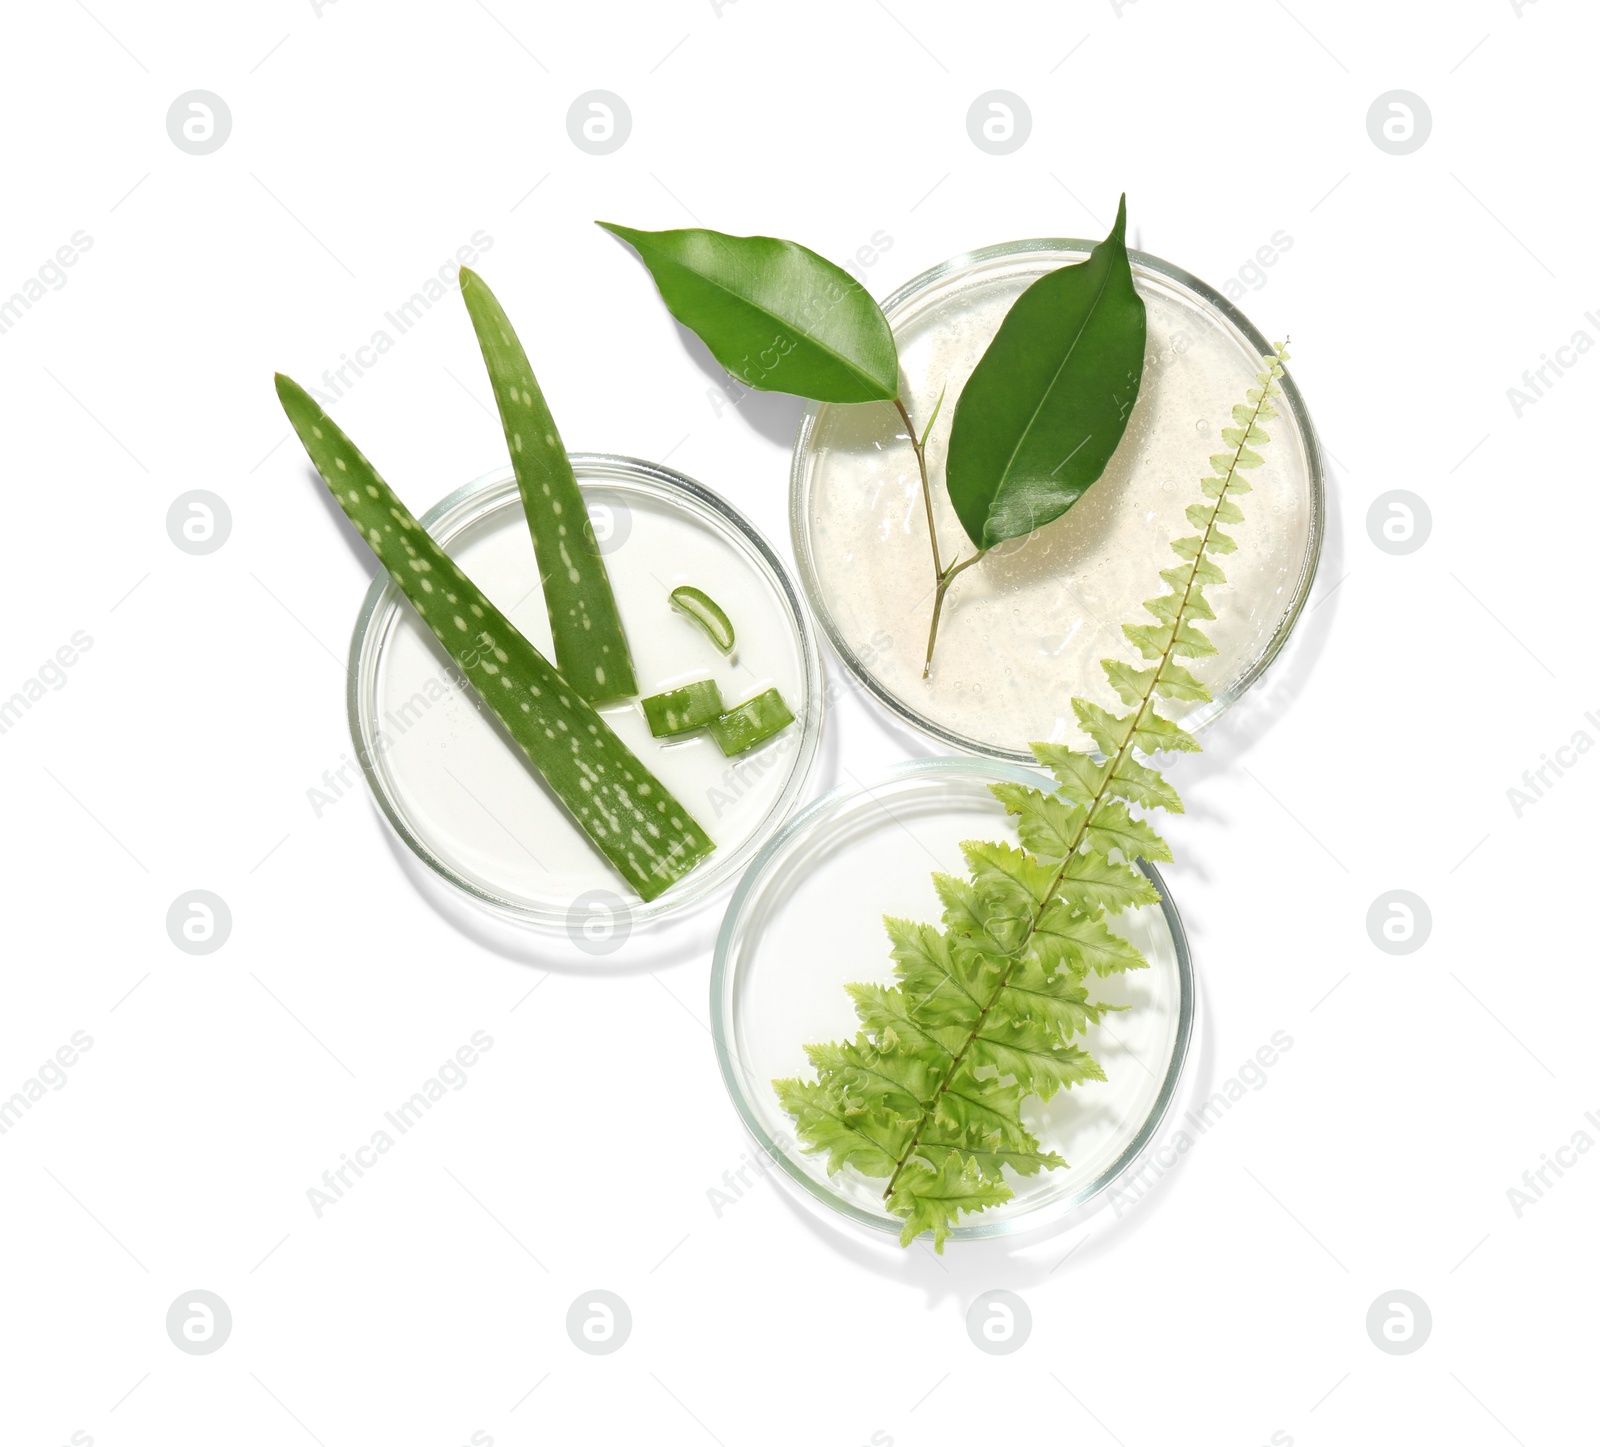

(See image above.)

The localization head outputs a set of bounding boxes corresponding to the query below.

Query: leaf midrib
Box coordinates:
[653,245,889,398]
[986,247,1120,523]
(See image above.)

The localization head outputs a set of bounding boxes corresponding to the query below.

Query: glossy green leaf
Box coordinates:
[944,196,1147,549]
[598,221,898,403]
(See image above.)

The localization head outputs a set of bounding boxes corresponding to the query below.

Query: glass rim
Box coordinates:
[347,452,826,929]
[788,237,1327,764]
[710,755,1196,1246]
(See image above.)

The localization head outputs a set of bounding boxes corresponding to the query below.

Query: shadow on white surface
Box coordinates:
[370,798,726,978]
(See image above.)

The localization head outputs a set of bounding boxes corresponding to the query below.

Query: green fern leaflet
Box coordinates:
[775,345,1291,1251]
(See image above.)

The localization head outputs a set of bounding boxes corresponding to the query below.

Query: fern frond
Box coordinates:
[777,344,1292,1249]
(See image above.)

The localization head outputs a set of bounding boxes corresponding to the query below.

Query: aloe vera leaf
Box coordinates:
[642,679,725,737]
[708,688,795,757]
[275,375,714,903]
[458,268,637,703]
[669,585,735,653]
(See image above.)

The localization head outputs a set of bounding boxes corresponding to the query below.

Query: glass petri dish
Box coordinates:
[791,240,1324,763]
[711,757,1194,1247]
[348,455,823,928]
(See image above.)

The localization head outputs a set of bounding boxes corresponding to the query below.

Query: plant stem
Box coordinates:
[894,393,978,677]
[894,397,942,580]
[880,374,1274,1201]
[922,551,985,679]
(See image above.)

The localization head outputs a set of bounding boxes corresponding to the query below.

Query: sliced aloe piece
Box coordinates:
[670,585,735,654]
[275,375,714,903]
[642,679,725,738]
[709,688,795,757]
[459,268,637,703]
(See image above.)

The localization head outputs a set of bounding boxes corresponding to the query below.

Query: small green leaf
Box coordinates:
[990,781,1085,863]
[944,196,1148,549]
[888,1152,1013,1253]
[1031,743,1109,806]
[1059,850,1162,913]
[598,221,898,403]
[775,1077,901,1177]
[1108,757,1185,815]
[1084,798,1173,862]
[1032,905,1151,976]
[1072,699,1136,758]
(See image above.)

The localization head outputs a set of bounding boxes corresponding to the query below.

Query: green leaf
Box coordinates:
[1108,757,1185,815]
[918,1139,1066,1181]
[597,221,898,403]
[805,1036,933,1117]
[775,1077,901,1176]
[962,840,1059,916]
[990,782,1085,863]
[944,196,1147,549]
[1072,698,1135,758]
[1084,798,1173,863]
[274,375,715,903]
[888,1152,1013,1252]
[1059,850,1162,913]
[1030,743,1109,807]
[1154,660,1211,702]
[885,918,990,1029]
[459,269,636,702]
[932,872,1012,954]
[969,1031,1106,1102]
[1032,906,1150,977]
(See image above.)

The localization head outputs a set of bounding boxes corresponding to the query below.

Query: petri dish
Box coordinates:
[348,455,823,928]
[791,240,1324,763]
[711,758,1194,1247]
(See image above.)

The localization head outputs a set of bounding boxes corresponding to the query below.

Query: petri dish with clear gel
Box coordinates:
[348,456,823,928]
[791,240,1324,763]
[712,758,1194,1247]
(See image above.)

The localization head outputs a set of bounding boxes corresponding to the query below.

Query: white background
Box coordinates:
[1,1,1594,1444]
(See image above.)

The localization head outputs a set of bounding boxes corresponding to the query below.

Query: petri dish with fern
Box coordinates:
[790,240,1324,763]
[711,758,1194,1247]
[348,456,823,928]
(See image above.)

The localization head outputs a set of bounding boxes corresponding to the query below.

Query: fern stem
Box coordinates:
[881,360,1278,1201]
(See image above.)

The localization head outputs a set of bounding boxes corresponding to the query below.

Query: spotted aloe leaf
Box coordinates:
[460,268,637,703]
[275,375,715,903]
